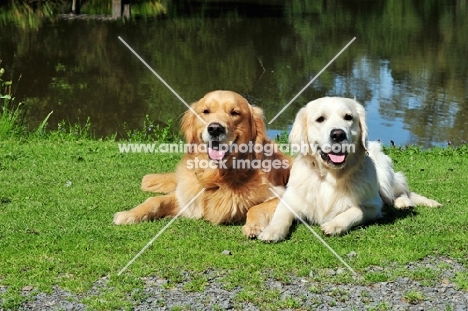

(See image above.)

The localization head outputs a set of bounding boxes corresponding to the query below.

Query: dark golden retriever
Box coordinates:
[113,90,290,229]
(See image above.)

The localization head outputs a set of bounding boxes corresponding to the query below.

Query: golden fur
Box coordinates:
[113,90,290,226]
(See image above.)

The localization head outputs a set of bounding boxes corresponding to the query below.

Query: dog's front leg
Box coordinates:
[242,198,279,239]
[257,200,295,242]
[321,206,367,236]
[113,194,178,225]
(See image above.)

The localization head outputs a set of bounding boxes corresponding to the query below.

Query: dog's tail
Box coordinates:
[141,173,177,193]
[393,172,442,208]
[409,192,442,208]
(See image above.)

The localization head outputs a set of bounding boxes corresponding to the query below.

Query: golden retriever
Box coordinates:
[113,90,290,226]
[255,97,441,241]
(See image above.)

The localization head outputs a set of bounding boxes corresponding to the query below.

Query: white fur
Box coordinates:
[259,97,441,242]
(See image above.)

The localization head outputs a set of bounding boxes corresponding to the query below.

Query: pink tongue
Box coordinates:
[328,153,346,164]
[208,148,226,161]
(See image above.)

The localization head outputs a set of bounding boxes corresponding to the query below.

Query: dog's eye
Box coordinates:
[316,116,325,123]
[344,114,353,121]
[231,110,240,116]
[202,109,210,115]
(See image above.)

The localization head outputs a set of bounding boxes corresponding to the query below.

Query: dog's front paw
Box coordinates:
[321,221,347,236]
[113,211,140,225]
[258,225,289,242]
[394,196,415,209]
[242,223,266,239]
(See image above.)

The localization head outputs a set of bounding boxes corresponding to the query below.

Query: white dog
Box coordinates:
[258,97,441,241]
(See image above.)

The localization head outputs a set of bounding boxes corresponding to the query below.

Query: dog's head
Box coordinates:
[181,90,267,163]
[289,97,367,169]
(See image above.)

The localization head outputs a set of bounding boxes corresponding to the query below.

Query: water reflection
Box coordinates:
[0,0,466,147]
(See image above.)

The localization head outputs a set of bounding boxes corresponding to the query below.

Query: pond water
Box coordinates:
[1,0,467,147]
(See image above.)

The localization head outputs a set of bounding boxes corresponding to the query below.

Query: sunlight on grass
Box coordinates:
[0,133,467,309]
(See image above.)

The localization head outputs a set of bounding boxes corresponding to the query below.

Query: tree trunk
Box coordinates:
[112,0,122,18]
[123,2,131,19]
[71,0,80,14]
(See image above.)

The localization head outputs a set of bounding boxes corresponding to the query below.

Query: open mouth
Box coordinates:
[319,149,347,166]
[207,139,237,161]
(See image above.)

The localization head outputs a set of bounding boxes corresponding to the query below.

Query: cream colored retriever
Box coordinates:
[257,97,441,241]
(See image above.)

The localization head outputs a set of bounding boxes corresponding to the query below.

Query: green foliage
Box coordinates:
[37,117,95,141]
[0,62,25,139]
[274,130,289,144]
[182,274,208,292]
[0,0,167,29]
[123,115,181,143]
[0,0,54,29]
[34,111,54,138]
[403,289,425,304]
[383,144,468,159]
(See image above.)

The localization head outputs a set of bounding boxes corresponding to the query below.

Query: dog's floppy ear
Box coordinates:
[251,106,268,146]
[289,106,308,151]
[180,102,199,144]
[354,100,368,150]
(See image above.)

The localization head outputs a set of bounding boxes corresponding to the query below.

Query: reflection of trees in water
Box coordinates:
[0,0,168,26]
[0,0,466,145]
[286,0,467,146]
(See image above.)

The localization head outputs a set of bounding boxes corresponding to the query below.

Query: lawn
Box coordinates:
[1,136,468,309]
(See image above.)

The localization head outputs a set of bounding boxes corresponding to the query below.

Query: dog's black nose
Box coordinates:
[330,129,347,142]
[207,123,226,137]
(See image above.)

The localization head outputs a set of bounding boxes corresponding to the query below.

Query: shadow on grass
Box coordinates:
[376,205,419,225]
[248,204,419,242]
[284,205,418,238]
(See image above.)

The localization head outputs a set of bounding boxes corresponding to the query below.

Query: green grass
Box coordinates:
[1,128,468,309]
[0,63,25,139]
[402,289,425,304]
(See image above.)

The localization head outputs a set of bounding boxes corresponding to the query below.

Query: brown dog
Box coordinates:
[113,90,290,231]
